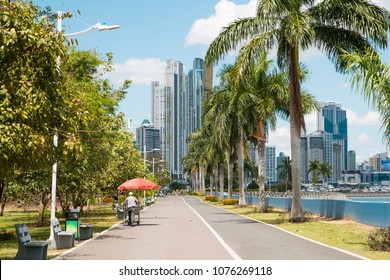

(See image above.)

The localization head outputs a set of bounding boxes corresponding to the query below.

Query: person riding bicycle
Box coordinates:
[125,192,139,226]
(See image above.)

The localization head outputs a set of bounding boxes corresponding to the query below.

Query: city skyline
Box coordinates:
[33,0,390,163]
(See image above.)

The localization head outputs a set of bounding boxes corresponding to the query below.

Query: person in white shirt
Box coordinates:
[125,192,138,226]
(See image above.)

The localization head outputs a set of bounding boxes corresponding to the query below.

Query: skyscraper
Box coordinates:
[276,152,287,182]
[265,146,277,185]
[164,59,187,180]
[347,150,357,171]
[151,58,206,181]
[187,58,205,135]
[136,119,161,152]
[317,102,348,170]
[300,130,334,182]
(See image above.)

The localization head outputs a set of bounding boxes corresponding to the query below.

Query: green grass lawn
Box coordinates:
[0,204,120,260]
[209,202,390,260]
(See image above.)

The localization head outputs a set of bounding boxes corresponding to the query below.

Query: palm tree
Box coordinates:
[307,160,321,185]
[202,65,241,199]
[277,157,292,192]
[206,0,389,221]
[318,161,332,187]
[340,49,390,147]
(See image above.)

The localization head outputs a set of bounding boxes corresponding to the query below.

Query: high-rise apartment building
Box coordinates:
[317,102,348,170]
[187,58,205,134]
[347,150,357,171]
[265,146,277,185]
[151,81,167,157]
[300,130,334,182]
[135,119,161,152]
[276,152,288,182]
[151,58,206,181]
[163,59,187,180]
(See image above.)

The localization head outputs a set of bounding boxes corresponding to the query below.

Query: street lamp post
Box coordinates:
[49,11,119,249]
[142,145,161,178]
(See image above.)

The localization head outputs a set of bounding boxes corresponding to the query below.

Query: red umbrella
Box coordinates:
[117,178,158,190]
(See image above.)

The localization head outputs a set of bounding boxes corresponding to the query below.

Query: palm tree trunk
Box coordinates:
[214,166,219,198]
[219,163,224,201]
[257,140,266,208]
[200,165,205,193]
[238,130,246,206]
[288,45,304,220]
[210,167,214,196]
[227,153,233,199]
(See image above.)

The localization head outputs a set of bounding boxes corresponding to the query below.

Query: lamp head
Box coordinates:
[98,23,120,31]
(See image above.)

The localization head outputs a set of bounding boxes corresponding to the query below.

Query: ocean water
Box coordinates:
[349,197,390,203]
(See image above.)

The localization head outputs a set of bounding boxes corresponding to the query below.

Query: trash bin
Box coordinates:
[79,224,93,240]
[65,209,80,239]
[65,209,81,219]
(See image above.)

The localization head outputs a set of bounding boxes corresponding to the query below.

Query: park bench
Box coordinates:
[116,205,125,220]
[145,197,152,206]
[14,224,49,260]
[51,218,76,249]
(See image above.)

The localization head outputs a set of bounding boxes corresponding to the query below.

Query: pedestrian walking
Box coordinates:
[125,192,139,226]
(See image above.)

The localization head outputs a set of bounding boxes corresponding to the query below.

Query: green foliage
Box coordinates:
[0,228,15,241]
[222,199,239,205]
[0,0,68,173]
[204,196,218,202]
[368,227,390,251]
[247,180,259,190]
[189,191,204,196]
[253,205,274,213]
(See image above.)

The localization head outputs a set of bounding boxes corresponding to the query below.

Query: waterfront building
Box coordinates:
[265,146,277,185]
[276,152,288,182]
[300,130,333,182]
[317,102,348,171]
[369,154,382,172]
[347,150,357,171]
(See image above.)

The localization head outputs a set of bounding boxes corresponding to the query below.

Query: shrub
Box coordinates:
[253,205,274,213]
[0,228,15,241]
[190,191,204,196]
[222,199,239,205]
[368,227,390,251]
[204,196,218,202]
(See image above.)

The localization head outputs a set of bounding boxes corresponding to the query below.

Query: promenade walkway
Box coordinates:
[55,195,364,260]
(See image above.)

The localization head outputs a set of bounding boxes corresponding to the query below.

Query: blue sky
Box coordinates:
[34,0,390,163]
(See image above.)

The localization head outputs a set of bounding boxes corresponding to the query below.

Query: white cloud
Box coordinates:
[304,111,318,132]
[347,110,381,126]
[185,0,257,46]
[300,47,323,61]
[268,125,291,156]
[372,0,390,10]
[104,58,166,85]
[357,133,372,145]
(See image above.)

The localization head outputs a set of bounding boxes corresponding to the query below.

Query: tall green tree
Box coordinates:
[277,157,292,192]
[206,0,389,220]
[339,49,390,147]
[318,161,332,187]
[0,0,70,214]
[56,48,136,212]
[307,160,321,185]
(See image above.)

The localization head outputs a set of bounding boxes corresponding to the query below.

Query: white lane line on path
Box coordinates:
[181,197,241,260]
[205,201,368,260]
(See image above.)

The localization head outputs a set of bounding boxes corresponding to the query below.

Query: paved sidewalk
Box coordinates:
[55,195,233,260]
[55,195,363,260]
